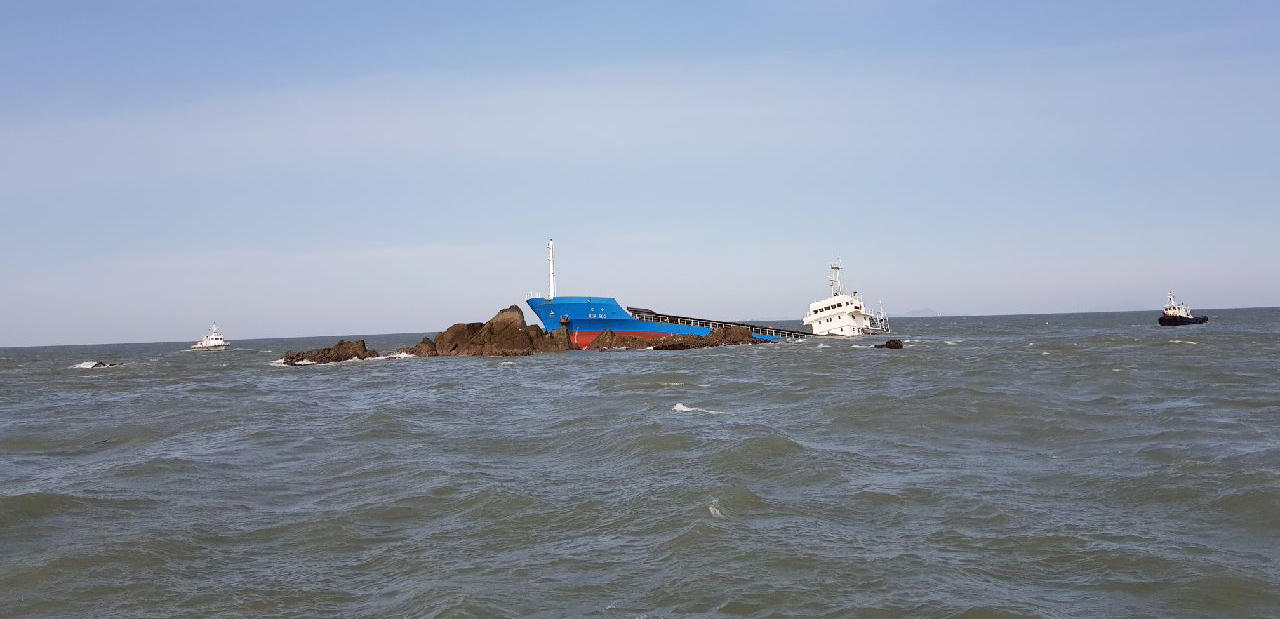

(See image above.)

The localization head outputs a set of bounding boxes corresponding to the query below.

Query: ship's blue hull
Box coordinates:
[525,296,778,346]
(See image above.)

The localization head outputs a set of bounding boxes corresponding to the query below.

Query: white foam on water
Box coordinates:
[384,352,415,359]
[500,361,516,366]
[945,341,959,346]
[1112,368,1122,372]
[70,361,100,369]
[708,498,726,519]
[273,359,315,366]
[1169,340,1197,345]
[660,382,684,386]
[673,403,728,415]
[816,344,830,348]
[1041,351,1050,355]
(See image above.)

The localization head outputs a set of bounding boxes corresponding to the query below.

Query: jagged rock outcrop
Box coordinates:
[433,322,484,355]
[650,326,762,351]
[398,336,437,357]
[586,328,658,350]
[282,339,380,365]
[874,339,904,349]
[403,306,577,357]
[534,326,575,352]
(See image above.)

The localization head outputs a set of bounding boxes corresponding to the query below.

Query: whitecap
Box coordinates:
[500,361,516,366]
[1041,351,1050,355]
[944,341,959,346]
[1169,340,1197,345]
[708,498,726,519]
[673,403,728,415]
[660,382,684,386]
[70,361,101,369]
[816,344,830,348]
[271,358,315,366]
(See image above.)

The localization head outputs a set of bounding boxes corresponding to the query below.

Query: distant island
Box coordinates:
[901,308,944,317]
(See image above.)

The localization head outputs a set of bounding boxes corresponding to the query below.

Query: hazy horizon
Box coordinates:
[4,1,1278,347]
[7,305,1276,349]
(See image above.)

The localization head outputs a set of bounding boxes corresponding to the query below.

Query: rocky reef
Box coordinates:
[401,305,575,357]
[874,339,904,349]
[290,307,771,365]
[584,329,658,350]
[584,325,763,351]
[282,339,380,365]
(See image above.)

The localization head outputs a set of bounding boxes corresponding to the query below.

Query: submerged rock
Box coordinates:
[874,339,904,349]
[282,339,380,365]
[74,361,122,369]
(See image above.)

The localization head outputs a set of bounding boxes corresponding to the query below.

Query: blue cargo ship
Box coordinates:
[523,241,807,347]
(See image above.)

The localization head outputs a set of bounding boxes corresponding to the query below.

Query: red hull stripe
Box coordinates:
[570,330,672,347]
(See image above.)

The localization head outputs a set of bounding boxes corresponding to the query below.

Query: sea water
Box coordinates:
[1,309,1278,618]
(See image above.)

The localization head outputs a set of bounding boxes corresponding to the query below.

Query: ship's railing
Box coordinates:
[626,307,809,340]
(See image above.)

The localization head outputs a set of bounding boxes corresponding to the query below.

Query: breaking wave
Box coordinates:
[673,403,728,415]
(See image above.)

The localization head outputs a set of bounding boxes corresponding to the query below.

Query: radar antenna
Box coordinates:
[828,259,844,297]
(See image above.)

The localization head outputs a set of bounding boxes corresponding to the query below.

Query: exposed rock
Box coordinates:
[434,322,484,355]
[467,305,542,356]
[435,306,576,356]
[586,328,658,350]
[394,309,773,361]
[534,326,576,352]
[874,339,904,349]
[650,326,763,351]
[282,339,380,365]
[398,336,437,357]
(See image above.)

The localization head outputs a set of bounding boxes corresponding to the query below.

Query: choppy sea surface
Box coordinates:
[2,309,1278,618]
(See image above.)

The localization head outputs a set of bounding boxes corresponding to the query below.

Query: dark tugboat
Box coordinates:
[1158,292,1208,326]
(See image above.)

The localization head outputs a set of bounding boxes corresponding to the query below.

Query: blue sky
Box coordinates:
[2,1,1278,346]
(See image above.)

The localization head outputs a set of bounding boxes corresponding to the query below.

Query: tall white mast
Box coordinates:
[829,259,844,297]
[547,239,557,300]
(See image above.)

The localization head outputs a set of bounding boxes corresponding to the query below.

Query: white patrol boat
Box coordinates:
[191,323,229,351]
[1158,292,1208,326]
[802,260,890,336]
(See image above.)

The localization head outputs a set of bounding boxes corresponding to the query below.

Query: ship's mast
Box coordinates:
[829,260,844,297]
[547,239,557,300]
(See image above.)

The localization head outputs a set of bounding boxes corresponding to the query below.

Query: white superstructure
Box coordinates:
[190,323,228,351]
[802,261,890,336]
[1162,292,1192,318]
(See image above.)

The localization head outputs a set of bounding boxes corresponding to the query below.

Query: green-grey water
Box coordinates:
[2,309,1278,618]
